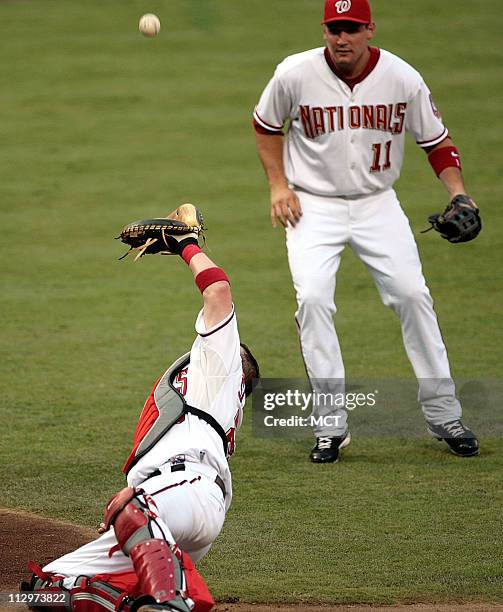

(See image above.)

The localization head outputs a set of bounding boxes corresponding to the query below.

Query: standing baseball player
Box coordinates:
[22,204,260,612]
[253,0,480,463]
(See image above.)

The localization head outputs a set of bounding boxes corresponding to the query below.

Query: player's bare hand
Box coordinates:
[270,187,302,228]
[97,522,107,534]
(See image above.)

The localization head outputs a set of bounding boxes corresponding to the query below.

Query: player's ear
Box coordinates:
[366,22,376,39]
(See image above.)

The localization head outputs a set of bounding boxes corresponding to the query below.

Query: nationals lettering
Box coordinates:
[299,102,407,138]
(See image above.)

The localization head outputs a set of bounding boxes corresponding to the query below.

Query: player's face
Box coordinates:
[323,21,375,76]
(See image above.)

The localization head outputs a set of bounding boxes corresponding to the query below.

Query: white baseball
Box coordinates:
[139,13,161,38]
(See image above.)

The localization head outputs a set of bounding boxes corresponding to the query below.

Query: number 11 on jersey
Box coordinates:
[370,140,392,173]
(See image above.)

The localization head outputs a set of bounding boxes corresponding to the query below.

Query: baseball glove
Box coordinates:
[117,203,205,261]
[423,195,481,243]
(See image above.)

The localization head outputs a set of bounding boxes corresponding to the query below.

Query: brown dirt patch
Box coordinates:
[0,509,95,593]
[0,509,501,612]
[0,508,94,611]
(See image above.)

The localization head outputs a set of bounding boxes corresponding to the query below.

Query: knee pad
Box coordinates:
[104,487,156,555]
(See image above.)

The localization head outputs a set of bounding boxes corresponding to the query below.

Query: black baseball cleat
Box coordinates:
[309,431,351,463]
[427,420,480,457]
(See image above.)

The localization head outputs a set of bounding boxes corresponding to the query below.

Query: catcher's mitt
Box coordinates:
[117,203,205,261]
[423,194,481,243]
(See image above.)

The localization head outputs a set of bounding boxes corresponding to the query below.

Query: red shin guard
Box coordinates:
[129,539,177,604]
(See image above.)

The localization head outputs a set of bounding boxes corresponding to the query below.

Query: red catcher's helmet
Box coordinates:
[322,0,372,24]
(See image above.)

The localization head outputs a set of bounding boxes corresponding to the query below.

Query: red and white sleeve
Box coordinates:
[406,80,448,149]
[253,71,292,134]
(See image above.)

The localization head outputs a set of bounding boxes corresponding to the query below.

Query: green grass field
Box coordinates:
[1,0,502,605]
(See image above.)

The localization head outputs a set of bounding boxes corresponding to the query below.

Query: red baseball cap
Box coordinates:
[322,0,372,24]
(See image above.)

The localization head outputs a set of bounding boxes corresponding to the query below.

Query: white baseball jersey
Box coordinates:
[254,47,447,197]
[42,307,246,582]
[126,306,246,510]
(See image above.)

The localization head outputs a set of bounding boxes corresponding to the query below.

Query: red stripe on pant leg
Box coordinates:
[150,475,201,496]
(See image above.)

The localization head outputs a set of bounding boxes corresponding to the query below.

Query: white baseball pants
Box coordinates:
[43,464,225,584]
[286,188,462,437]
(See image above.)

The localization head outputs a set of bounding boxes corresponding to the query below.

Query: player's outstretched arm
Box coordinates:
[165,232,231,329]
[118,205,232,327]
[187,250,232,329]
[255,132,303,228]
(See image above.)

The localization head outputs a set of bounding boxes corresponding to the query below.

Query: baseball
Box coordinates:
[139,13,161,38]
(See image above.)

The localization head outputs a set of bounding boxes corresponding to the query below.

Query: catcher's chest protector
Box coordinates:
[123,352,228,474]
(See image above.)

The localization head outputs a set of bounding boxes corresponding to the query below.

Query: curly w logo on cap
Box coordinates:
[336,0,352,13]
[323,0,372,23]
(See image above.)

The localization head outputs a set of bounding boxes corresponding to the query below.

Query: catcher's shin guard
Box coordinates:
[129,540,178,606]
[103,487,192,610]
